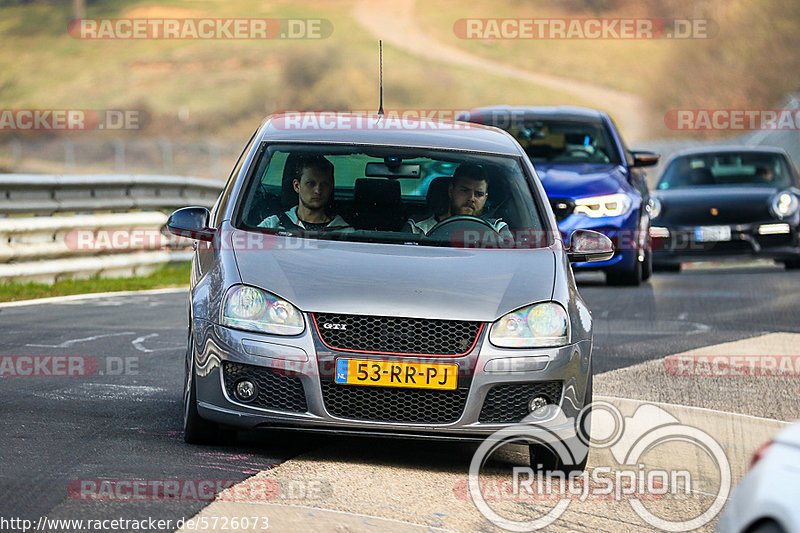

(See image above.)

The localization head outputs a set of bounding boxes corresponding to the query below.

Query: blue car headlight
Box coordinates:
[221,285,304,335]
[489,302,570,348]
[574,193,632,218]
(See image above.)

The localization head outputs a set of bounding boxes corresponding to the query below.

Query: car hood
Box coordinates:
[231,233,556,322]
[652,186,777,225]
[534,163,627,198]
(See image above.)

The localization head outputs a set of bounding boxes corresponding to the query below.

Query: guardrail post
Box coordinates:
[113,139,126,172]
[207,140,221,179]
[10,139,22,172]
[159,139,173,173]
[64,138,75,173]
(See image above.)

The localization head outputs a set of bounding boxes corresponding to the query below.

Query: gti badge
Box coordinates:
[323,323,347,330]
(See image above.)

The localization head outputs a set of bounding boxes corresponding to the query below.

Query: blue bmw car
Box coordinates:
[458,106,659,285]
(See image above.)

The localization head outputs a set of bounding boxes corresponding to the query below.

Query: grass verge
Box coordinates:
[0,261,190,303]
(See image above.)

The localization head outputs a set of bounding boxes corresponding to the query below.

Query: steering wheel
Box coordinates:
[564,148,592,158]
[425,215,502,247]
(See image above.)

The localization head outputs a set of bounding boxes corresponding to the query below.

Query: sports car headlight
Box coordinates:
[221,285,304,335]
[489,302,569,348]
[574,193,632,218]
[770,191,799,219]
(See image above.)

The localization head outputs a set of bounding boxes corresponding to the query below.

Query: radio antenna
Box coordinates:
[378,40,384,116]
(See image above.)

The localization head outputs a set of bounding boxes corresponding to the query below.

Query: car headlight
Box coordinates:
[489,302,569,348]
[770,191,799,219]
[573,193,632,218]
[221,285,304,335]
[648,197,662,219]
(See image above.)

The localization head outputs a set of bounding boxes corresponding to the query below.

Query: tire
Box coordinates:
[783,258,800,270]
[183,337,221,445]
[654,262,681,272]
[529,365,592,475]
[747,520,788,533]
[641,247,653,281]
[606,257,642,286]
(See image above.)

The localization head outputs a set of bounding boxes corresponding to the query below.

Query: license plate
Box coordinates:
[695,225,731,242]
[334,359,458,390]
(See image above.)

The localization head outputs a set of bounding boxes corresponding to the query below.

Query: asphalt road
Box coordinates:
[1,263,797,532]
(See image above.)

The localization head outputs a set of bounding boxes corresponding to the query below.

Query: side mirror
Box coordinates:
[567,229,614,262]
[167,207,215,242]
[630,150,660,168]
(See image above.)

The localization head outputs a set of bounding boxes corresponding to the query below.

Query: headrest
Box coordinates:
[354,178,401,207]
[426,176,450,215]
[281,154,303,209]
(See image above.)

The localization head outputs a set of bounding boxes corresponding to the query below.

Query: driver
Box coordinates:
[259,155,352,230]
[406,163,512,241]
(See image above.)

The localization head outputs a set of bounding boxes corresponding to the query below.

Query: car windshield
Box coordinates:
[234,144,549,249]
[500,119,622,164]
[657,152,794,189]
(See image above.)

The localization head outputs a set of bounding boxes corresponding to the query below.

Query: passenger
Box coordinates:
[755,166,775,183]
[259,155,351,230]
[406,163,513,242]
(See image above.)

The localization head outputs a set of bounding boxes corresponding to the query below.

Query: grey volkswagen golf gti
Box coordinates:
[168,112,612,470]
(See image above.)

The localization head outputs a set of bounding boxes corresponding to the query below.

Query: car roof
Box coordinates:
[255,112,524,156]
[458,105,609,123]
[666,145,792,159]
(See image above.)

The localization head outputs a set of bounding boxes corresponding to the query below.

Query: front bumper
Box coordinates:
[190,318,592,441]
[651,221,800,264]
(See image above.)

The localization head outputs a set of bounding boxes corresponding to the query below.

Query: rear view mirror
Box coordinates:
[365,162,421,178]
[567,229,614,262]
[167,207,215,242]
[631,150,661,167]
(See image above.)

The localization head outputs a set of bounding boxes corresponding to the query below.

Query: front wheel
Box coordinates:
[183,339,221,445]
[654,262,681,272]
[529,366,592,475]
[606,258,642,286]
[783,258,800,270]
[641,247,653,281]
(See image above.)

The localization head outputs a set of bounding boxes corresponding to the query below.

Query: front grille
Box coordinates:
[549,198,574,222]
[479,381,562,423]
[313,313,483,356]
[321,381,469,423]
[223,361,307,412]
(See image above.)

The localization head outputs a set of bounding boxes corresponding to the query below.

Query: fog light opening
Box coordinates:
[529,395,550,414]
[234,379,258,402]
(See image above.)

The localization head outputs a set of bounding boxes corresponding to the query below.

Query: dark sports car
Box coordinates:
[649,146,800,270]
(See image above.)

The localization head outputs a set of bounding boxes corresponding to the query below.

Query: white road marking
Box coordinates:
[0,287,187,308]
[26,331,136,348]
[595,395,790,426]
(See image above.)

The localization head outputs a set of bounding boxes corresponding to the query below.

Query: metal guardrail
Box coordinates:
[0,174,223,283]
[0,174,223,216]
